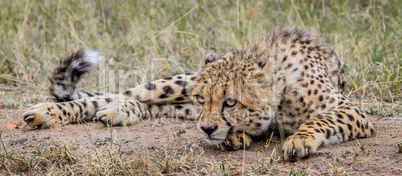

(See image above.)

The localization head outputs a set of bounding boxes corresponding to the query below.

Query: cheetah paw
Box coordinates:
[282,135,319,160]
[217,131,252,151]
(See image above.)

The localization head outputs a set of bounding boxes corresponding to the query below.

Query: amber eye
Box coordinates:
[224,98,237,107]
[195,95,205,105]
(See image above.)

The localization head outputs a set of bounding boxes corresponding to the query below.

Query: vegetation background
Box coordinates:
[0,0,400,175]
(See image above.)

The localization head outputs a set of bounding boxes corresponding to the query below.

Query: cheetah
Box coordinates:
[22,26,374,160]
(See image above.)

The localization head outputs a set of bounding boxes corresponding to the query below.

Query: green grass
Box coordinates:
[0,0,400,114]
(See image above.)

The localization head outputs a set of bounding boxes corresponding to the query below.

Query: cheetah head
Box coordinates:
[191,51,280,145]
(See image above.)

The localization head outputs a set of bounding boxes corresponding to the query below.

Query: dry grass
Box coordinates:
[0,130,206,175]
[0,0,401,175]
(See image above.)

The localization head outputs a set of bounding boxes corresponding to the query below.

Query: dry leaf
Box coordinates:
[0,104,4,109]
[5,122,27,129]
[5,122,17,129]
[249,10,255,19]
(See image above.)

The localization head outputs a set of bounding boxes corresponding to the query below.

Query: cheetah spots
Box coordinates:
[329,97,335,104]
[258,61,267,68]
[105,98,113,103]
[185,108,191,115]
[346,114,355,121]
[163,86,174,94]
[163,77,173,80]
[325,129,331,138]
[144,83,156,90]
[305,121,314,126]
[181,88,188,95]
[356,120,361,128]
[346,124,353,131]
[175,105,183,110]
[135,95,142,101]
[285,63,293,69]
[354,108,361,115]
[123,90,132,96]
[326,118,335,125]
[159,86,175,99]
[318,95,323,101]
[336,119,345,124]
[92,101,98,108]
[76,102,83,114]
[68,102,75,109]
[175,80,188,87]
[282,55,288,63]
[175,97,185,101]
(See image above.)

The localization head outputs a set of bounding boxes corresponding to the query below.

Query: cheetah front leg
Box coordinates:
[282,107,374,160]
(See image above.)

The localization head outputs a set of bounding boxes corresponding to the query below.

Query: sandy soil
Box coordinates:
[0,108,401,175]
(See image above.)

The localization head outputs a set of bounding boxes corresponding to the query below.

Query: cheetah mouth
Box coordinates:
[203,128,235,145]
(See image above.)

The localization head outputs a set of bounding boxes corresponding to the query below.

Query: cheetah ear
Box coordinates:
[252,58,275,83]
[199,52,221,70]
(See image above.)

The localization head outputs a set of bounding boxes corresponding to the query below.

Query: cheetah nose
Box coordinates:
[200,125,217,136]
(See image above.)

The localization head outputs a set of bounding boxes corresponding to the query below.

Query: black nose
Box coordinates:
[200,126,217,136]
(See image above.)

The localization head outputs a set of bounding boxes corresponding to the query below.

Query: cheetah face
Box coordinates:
[191,52,277,145]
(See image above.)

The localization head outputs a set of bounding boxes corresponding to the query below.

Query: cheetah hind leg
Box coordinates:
[22,103,64,129]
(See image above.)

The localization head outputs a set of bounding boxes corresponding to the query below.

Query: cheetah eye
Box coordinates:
[194,95,205,105]
[224,98,237,108]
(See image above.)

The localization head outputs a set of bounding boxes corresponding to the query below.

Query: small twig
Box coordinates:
[290,0,305,28]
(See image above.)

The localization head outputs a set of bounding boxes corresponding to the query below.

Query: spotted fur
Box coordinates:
[22,26,373,160]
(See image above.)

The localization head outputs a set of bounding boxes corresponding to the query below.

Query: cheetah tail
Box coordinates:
[49,49,101,102]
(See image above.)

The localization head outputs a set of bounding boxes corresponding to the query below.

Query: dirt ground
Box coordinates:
[1,108,401,175]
